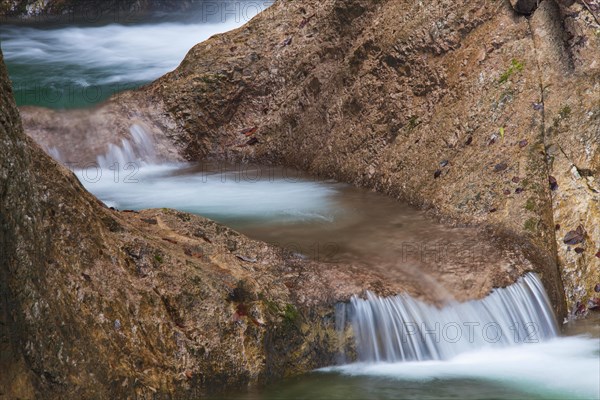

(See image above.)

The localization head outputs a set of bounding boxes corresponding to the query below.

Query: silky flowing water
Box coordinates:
[1,8,599,400]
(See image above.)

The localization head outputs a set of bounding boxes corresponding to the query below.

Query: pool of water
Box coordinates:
[77,161,600,400]
[215,336,599,400]
[74,161,506,274]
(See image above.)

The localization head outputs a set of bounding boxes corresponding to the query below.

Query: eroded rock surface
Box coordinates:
[3,0,599,396]
[1,39,544,396]
[21,0,599,316]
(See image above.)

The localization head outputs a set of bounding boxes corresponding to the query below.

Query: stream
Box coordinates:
[1,7,599,400]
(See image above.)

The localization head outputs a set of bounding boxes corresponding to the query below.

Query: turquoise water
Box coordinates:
[0,4,265,108]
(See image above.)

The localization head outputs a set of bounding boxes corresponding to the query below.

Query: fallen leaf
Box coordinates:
[434,169,442,179]
[515,187,524,194]
[555,224,561,231]
[281,37,293,47]
[489,208,497,213]
[503,189,511,195]
[465,136,473,145]
[246,137,259,146]
[549,176,558,191]
[595,251,600,259]
[533,102,544,111]
[563,225,585,245]
[440,160,449,167]
[162,238,178,244]
[518,139,528,148]
[494,163,508,172]
[595,283,600,292]
[574,247,585,254]
[512,176,521,183]
[299,14,315,28]
[236,255,257,263]
[240,126,258,136]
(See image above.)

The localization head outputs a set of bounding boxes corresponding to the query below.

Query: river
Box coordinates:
[1,6,598,400]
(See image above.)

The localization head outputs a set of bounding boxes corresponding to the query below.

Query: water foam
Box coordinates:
[340,273,558,363]
[96,124,157,168]
[329,274,599,399]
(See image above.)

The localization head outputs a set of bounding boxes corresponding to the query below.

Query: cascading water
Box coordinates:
[339,273,559,363]
[96,124,157,168]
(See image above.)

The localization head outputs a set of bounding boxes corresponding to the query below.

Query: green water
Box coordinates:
[211,373,589,400]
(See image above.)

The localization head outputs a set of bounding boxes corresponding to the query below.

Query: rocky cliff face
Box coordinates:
[21,0,600,316]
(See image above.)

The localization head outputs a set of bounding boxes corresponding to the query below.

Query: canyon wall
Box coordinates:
[20,0,599,315]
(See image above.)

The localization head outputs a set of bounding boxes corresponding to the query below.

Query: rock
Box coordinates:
[509,0,540,14]
[0,47,405,399]
[3,0,599,395]
[15,0,600,322]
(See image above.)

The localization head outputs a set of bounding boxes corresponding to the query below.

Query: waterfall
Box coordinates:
[339,273,558,363]
[96,124,157,168]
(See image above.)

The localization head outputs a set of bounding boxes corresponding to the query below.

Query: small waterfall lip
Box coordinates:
[337,273,559,364]
[96,124,158,168]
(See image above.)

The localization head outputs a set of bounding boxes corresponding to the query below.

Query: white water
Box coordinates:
[2,20,245,87]
[0,3,269,108]
[329,273,600,399]
[323,337,600,399]
[343,273,558,362]
[74,162,340,224]
[0,19,257,87]
[96,124,158,168]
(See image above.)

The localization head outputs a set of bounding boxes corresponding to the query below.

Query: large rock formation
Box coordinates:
[0,48,392,399]
[2,0,599,397]
[20,0,600,316]
[1,39,544,397]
